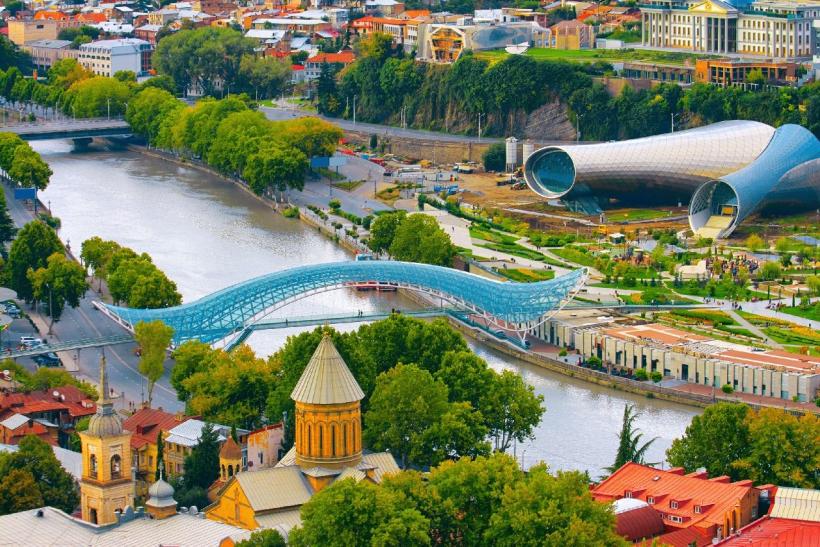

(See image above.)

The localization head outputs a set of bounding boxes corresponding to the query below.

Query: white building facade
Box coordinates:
[78,38,153,77]
[640,0,820,60]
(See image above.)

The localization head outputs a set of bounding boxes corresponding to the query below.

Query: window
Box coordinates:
[89,454,98,478]
[668,515,683,524]
[110,454,122,479]
[694,505,702,514]
[625,491,633,499]
[647,496,655,504]
[259,451,264,464]
[670,501,678,509]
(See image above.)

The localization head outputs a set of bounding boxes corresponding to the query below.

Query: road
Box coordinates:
[1,184,182,412]
[261,104,503,144]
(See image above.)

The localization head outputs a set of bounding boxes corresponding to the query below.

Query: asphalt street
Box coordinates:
[1,182,182,412]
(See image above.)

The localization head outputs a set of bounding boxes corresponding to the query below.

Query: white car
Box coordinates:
[20,337,44,348]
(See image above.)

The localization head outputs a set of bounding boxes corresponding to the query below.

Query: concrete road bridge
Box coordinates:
[2,118,132,141]
[96,260,588,346]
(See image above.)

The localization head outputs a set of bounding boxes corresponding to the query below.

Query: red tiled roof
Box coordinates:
[0,386,96,420]
[77,12,108,23]
[306,52,355,64]
[34,11,69,20]
[655,526,712,547]
[716,517,820,547]
[592,463,757,530]
[123,408,188,451]
[616,505,665,542]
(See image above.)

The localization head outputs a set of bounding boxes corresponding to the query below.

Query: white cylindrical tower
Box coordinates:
[505,137,519,172]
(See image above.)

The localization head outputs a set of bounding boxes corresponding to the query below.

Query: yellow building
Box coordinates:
[123,407,188,498]
[79,357,135,526]
[205,334,399,533]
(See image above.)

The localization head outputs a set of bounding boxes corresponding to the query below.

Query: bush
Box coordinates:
[650,371,662,383]
[482,142,506,172]
[558,349,568,357]
[721,384,734,394]
[634,368,649,381]
[281,206,299,218]
[587,356,601,367]
[328,198,341,210]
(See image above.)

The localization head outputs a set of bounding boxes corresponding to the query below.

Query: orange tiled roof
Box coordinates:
[403,9,429,17]
[123,408,188,450]
[306,52,355,64]
[715,517,820,547]
[592,463,757,530]
[0,387,96,420]
[34,11,69,20]
[77,12,108,23]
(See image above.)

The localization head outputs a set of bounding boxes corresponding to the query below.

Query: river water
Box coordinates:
[34,140,700,477]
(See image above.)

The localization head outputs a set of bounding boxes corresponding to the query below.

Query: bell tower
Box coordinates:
[79,355,134,525]
[291,333,364,473]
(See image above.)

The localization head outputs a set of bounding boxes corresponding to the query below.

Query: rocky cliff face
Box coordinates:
[521,100,576,142]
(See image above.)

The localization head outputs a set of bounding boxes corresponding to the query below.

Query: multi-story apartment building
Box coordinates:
[77,38,153,77]
[7,19,81,46]
[640,0,820,60]
[23,39,78,71]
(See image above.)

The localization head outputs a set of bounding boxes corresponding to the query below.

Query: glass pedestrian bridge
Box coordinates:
[96,261,587,346]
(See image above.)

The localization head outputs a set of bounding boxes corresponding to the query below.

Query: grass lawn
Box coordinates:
[332,180,364,192]
[474,47,721,67]
[605,209,674,222]
[551,247,598,268]
[469,226,519,245]
[779,304,820,323]
[667,309,738,325]
[665,281,768,302]
[476,242,548,262]
[498,268,556,283]
[764,325,820,347]
[624,288,698,305]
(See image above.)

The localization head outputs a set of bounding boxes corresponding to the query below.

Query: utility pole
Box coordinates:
[45,283,53,335]
[477,112,485,142]
[107,98,111,120]
[575,113,583,142]
[353,95,357,125]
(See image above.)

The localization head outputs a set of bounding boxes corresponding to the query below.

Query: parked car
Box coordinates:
[34,352,61,367]
[20,337,44,348]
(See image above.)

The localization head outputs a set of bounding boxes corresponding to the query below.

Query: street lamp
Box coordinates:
[352,95,357,125]
[671,112,682,133]
[477,113,485,141]
[575,113,584,142]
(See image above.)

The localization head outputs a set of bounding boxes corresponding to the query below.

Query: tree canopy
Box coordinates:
[667,403,819,488]
[290,453,626,546]
[134,320,174,407]
[0,435,79,515]
[7,221,64,302]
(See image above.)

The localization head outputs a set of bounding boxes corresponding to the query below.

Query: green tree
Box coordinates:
[389,213,455,266]
[155,430,165,481]
[236,529,287,547]
[606,404,657,473]
[126,87,183,144]
[28,252,89,327]
[62,77,132,118]
[760,261,782,281]
[364,364,452,469]
[182,345,278,429]
[290,479,429,547]
[427,453,524,545]
[746,234,765,252]
[0,468,44,515]
[7,221,64,302]
[238,55,291,100]
[482,142,506,172]
[486,465,627,546]
[0,435,79,514]
[8,145,52,190]
[182,422,220,490]
[435,350,494,412]
[171,340,215,403]
[23,367,97,399]
[243,142,308,195]
[666,403,752,481]
[368,211,406,253]
[737,409,819,488]
[481,370,544,452]
[134,320,174,407]
[0,190,17,246]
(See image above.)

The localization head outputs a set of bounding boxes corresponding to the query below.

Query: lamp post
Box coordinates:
[671,112,682,133]
[353,95,357,125]
[477,112,485,142]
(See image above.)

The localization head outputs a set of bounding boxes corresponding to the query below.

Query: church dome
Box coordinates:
[147,477,177,509]
[87,412,124,437]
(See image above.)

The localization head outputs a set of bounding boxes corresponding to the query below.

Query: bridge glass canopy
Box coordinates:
[102,261,586,344]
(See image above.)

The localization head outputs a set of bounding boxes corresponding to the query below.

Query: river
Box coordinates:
[34,140,700,477]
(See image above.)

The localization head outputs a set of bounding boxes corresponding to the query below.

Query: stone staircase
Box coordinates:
[696,215,733,239]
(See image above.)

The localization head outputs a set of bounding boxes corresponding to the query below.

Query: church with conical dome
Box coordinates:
[205,333,399,532]
[79,355,135,525]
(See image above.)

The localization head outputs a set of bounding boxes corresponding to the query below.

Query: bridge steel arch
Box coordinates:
[97,261,587,346]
